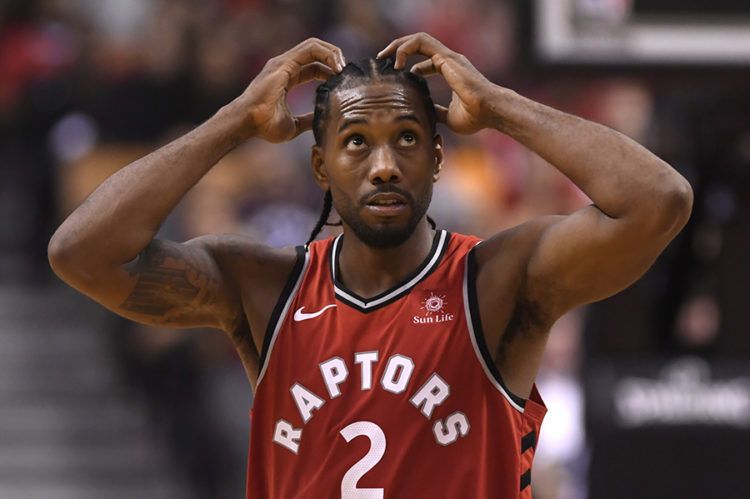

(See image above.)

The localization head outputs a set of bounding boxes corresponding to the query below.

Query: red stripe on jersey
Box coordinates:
[247,231,546,499]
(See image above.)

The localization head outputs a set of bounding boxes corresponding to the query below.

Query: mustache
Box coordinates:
[360,184,414,205]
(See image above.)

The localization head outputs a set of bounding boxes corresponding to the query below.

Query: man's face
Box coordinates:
[312,81,442,248]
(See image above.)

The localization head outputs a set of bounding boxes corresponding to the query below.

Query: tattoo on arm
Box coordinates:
[120,240,223,324]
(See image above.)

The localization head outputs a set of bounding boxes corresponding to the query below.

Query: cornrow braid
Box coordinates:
[306,190,341,246]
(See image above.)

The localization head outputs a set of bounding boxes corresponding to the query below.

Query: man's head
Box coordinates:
[308,57,443,247]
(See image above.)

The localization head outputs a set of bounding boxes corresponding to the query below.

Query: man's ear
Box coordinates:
[433,134,444,182]
[311,145,330,190]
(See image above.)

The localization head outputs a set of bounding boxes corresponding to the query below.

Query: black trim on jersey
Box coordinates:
[466,248,527,409]
[258,245,306,370]
[331,230,451,313]
[520,469,532,491]
[521,431,537,454]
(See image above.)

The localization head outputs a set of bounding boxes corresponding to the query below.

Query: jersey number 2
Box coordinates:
[340,421,386,499]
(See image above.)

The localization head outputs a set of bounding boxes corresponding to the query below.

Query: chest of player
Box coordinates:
[290,285,466,384]
[291,283,463,351]
[247,235,544,499]
[262,278,485,443]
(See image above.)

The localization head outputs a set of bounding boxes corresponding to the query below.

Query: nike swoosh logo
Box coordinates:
[293,304,336,322]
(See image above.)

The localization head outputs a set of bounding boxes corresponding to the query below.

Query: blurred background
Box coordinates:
[1,0,749,498]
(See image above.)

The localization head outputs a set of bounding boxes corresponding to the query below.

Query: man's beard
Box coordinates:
[334,184,432,249]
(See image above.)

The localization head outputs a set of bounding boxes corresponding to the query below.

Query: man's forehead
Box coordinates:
[329,82,424,120]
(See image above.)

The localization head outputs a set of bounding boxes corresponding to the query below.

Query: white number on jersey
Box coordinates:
[340,421,386,499]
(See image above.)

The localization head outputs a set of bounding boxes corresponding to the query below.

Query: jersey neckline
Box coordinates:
[330,229,451,313]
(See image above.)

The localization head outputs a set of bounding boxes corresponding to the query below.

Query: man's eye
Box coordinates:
[345,135,365,149]
[399,133,416,146]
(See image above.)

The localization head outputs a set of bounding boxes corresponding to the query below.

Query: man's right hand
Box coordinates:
[236,38,345,143]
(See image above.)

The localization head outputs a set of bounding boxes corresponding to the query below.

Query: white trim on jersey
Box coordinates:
[332,230,448,310]
[462,251,526,414]
[257,250,311,387]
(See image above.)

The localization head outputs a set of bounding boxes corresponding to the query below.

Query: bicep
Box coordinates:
[91,236,242,332]
[526,205,670,317]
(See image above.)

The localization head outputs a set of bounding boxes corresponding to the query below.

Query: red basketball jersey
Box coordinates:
[247,231,546,498]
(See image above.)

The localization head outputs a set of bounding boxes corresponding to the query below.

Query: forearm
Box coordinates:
[49,101,251,266]
[488,87,692,222]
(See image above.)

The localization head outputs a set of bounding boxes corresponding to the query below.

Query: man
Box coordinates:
[48,34,692,498]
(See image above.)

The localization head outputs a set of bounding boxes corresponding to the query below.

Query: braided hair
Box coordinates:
[306,57,438,246]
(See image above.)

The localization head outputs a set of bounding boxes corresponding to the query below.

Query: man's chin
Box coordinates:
[351,223,415,249]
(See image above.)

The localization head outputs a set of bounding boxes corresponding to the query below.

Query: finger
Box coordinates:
[302,37,346,70]
[293,112,314,138]
[287,62,336,89]
[392,35,443,70]
[410,59,439,77]
[315,39,347,69]
[290,39,344,73]
[434,104,448,124]
[376,34,412,59]
[377,33,445,70]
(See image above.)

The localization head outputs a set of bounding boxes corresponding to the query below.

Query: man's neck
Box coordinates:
[337,220,435,299]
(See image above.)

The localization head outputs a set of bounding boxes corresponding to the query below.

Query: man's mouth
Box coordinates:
[366,193,407,206]
[365,193,408,215]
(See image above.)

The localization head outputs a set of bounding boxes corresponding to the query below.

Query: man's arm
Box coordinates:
[471,91,691,396]
[379,33,692,396]
[48,107,252,333]
[485,89,692,318]
[48,38,345,334]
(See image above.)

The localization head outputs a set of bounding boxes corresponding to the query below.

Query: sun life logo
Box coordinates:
[422,293,446,316]
[414,292,454,325]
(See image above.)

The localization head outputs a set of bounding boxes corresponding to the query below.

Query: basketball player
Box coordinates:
[48,34,692,498]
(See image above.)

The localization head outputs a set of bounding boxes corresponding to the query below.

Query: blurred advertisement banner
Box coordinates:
[586,357,750,499]
[615,357,750,428]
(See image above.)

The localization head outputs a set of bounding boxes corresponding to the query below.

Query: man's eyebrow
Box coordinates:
[337,114,421,133]
[338,118,368,133]
[394,114,421,125]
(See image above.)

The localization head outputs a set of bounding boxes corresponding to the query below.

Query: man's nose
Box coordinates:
[368,146,401,185]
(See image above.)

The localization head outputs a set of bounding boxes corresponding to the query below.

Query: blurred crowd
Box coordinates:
[2,0,748,498]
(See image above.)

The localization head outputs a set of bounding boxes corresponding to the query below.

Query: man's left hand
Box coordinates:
[377,32,501,135]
